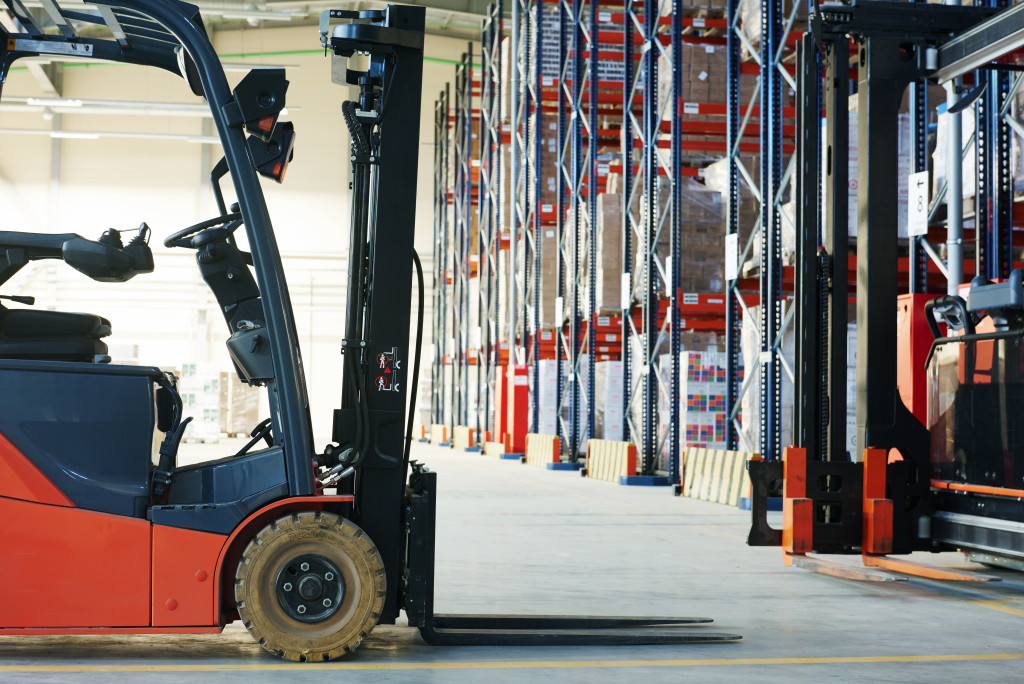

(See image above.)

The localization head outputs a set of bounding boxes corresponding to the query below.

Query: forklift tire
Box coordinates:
[234,511,386,661]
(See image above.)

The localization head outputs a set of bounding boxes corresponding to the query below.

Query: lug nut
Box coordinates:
[300,562,310,571]
[283,582,293,592]
[325,572,334,581]
[323,598,333,608]
[297,605,307,614]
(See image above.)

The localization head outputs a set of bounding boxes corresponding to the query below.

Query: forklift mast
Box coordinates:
[321,5,426,624]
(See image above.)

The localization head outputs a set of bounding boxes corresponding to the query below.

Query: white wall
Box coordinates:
[0,26,470,446]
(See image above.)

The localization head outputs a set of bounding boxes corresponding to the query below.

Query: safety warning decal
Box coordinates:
[373,346,402,393]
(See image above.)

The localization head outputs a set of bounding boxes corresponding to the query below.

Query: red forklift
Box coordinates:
[0,0,738,660]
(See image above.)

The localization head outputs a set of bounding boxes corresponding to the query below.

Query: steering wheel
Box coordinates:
[232,418,274,459]
[164,212,243,249]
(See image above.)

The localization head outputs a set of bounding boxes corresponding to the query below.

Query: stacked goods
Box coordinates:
[631,177,724,295]
[655,344,736,469]
[739,0,806,59]
[594,360,624,441]
[531,112,560,211]
[932,100,976,205]
[703,154,794,273]
[228,379,264,437]
[631,175,671,277]
[536,316,624,362]
[678,179,725,293]
[678,0,728,8]
[679,350,732,450]
[534,358,588,437]
[536,359,560,435]
[537,224,560,327]
[655,43,757,159]
[589,314,623,360]
[702,155,761,247]
[219,371,230,434]
[179,362,223,443]
[739,302,795,452]
[536,5,627,85]
[1015,88,1024,194]
[596,192,623,313]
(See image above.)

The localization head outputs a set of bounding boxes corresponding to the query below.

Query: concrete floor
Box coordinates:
[3,440,1024,682]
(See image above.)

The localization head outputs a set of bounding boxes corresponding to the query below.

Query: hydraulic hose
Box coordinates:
[403,249,425,481]
[342,100,371,159]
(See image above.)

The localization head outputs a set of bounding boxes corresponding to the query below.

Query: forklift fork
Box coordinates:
[404,468,741,645]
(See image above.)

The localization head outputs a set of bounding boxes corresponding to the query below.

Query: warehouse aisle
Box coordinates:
[1,441,1023,682]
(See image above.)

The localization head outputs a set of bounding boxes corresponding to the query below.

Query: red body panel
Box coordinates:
[895,294,934,426]
[494,369,509,441]
[0,626,223,635]
[0,479,354,633]
[0,433,74,507]
[506,364,528,453]
[152,526,228,627]
[0,497,150,627]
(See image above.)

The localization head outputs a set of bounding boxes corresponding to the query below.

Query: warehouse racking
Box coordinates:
[434,0,755,481]
[430,0,1024,489]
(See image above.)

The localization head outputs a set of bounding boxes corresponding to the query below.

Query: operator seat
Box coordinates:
[0,226,153,363]
[0,304,111,362]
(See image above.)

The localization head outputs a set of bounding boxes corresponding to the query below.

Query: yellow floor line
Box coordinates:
[967,600,1024,618]
[3,653,1023,672]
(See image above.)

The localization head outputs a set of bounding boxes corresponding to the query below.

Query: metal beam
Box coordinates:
[934,2,1024,83]
[38,0,75,37]
[25,62,60,94]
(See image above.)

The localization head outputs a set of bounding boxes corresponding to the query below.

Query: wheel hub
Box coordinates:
[275,553,345,623]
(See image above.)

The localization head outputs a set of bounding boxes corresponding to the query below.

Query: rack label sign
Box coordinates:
[907,170,928,237]
[725,233,739,281]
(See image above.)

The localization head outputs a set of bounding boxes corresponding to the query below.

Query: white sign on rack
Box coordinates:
[725,232,739,281]
[907,170,929,237]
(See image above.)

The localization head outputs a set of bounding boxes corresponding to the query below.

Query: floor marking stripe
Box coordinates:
[968,600,1024,618]
[2,653,1023,672]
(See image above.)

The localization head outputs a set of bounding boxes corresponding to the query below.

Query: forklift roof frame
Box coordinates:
[0,0,315,497]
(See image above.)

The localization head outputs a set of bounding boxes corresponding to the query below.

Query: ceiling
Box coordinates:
[7,0,495,41]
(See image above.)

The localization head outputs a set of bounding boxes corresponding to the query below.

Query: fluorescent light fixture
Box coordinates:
[26,97,83,108]
[50,130,99,140]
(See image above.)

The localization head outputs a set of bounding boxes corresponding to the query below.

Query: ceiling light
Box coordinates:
[51,131,99,139]
[26,97,83,108]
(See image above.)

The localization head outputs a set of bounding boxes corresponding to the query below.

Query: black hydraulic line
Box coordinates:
[341,103,375,465]
[343,100,372,159]
[403,249,425,481]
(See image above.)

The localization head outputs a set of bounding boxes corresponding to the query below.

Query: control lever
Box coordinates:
[0,294,34,305]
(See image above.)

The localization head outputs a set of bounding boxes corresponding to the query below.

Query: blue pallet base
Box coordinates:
[418,438,430,443]
[738,496,783,512]
[547,462,583,471]
[464,446,482,453]
[619,475,671,487]
[439,441,452,447]
[500,452,524,460]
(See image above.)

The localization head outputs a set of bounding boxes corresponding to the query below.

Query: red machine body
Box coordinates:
[0,432,353,634]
